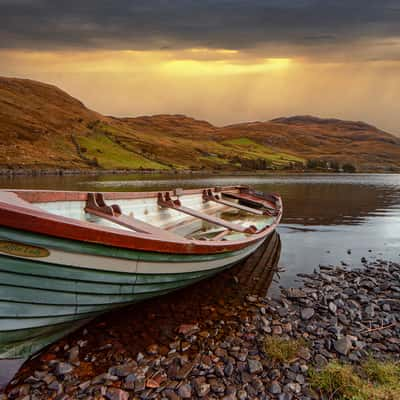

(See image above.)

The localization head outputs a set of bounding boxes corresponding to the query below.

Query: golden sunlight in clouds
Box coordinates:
[1,49,399,134]
[162,58,292,76]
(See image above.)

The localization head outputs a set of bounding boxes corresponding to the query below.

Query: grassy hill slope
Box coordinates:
[1,77,400,172]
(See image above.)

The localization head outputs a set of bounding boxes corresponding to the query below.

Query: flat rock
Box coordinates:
[175,362,194,380]
[328,302,337,314]
[108,361,137,377]
[195,382,210,397]
[247,359,263,374]
[54,362,73,376]
[67,346,79,364]
[106,387,129,400]
[269,381,282,394]
[178,383,192,398]
[334,336,353,355]
[301,307,315,320]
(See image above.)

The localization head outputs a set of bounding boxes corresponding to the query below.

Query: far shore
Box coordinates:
[0,167,399,178]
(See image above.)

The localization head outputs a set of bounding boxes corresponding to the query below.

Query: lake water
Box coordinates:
[2,172,399,283]
[1,173,400,389]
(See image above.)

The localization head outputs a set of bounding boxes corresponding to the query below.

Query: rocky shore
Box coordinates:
[3,253,400,399]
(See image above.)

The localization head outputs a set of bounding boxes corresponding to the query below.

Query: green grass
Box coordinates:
[199,155,230,165]
[80,124,305,170]
[77,132,169,170]
[223,137,257,146]
[222,137,305,166]
[263,336,307,363]
[362,358,400,387]
[309,359,400,400]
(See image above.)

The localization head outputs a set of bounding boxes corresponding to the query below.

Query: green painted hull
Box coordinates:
[0,226,265,359]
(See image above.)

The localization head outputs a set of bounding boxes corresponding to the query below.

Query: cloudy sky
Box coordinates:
[1,0,399,133]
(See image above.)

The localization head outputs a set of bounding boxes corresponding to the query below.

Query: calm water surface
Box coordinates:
[1,173,399,284]
[1,173,399,388]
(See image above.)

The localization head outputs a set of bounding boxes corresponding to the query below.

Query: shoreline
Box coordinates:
[3,236,399,399]
[0,168,399,177]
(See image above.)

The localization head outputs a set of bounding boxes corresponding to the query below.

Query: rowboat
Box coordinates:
[0,185,282,360]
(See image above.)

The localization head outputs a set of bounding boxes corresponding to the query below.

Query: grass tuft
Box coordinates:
[263,336,306,363]
[309,359,400,400]
[361,358,400,386]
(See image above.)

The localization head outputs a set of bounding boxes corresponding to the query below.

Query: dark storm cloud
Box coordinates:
[0,0,400,55]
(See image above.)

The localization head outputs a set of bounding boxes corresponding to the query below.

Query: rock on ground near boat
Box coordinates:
[4,260,400,399]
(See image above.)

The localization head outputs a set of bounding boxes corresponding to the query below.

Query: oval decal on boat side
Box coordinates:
[0,241,50,258]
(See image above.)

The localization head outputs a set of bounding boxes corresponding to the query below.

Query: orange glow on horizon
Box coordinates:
[0,48,399,135]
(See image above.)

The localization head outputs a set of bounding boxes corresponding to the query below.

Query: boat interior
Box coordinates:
[4,186,282,242]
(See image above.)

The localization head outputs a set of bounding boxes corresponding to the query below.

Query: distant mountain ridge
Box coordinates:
[1,76,400,172]
[271,115,382,132]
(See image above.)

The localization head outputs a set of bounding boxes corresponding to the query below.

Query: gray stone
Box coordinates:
[48,380,62,392]
[269,381,282,395]
[92,372,118,384]
[248,359,263,374]
[224,362,234,377]
[54,362,73,376]
[285,382,301,394]
[348,352,360,362]
[301,308,315,320]
[314,354,328,368]
[195,382,210,397]
[334,336,353,355]
[178,383,192,398]
[297,347,312,361]
[134,378,145,392]
[106,387,129,400]
[108,362,137,377]
[210,380,225,394]
[67,346,79,364]
[295,373,305,385]
[246,295,258,303]
[278,307,289,317]
[329,302,337,314]
[78,380,91,392]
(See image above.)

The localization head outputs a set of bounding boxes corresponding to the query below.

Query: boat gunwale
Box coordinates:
[0,186,282,255]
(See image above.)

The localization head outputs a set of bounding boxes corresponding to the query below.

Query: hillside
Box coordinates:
[1,76,400,172]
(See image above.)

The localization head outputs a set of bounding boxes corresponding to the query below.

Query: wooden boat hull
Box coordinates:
[0,186,282,360]
[0,226,266,359]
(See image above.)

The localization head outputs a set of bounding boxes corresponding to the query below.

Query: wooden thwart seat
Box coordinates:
[221,191,276,213]
[211,229,232,241]
[158,192,257,234]
[202,189,266,216]
[84,193,188,242]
